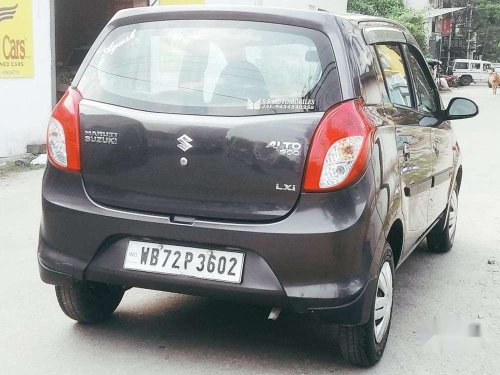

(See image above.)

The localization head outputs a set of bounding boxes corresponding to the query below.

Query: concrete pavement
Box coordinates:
[1,85,499,374]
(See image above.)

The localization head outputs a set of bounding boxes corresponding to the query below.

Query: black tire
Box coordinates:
[55,281,125,323]
[339,243,394,367]
[427,186,458,253]
[460,75,472,86]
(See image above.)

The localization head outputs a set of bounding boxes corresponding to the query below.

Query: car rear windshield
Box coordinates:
[77,20,340,116]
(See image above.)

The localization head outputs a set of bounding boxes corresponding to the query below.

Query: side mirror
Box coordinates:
[444,97,478,120]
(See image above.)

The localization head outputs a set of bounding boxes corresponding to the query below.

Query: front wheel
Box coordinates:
[427,186,458,253]
[338,243,394,367]
[55,281,125,323]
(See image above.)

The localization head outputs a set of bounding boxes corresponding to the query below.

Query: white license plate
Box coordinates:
[123,241,245,284]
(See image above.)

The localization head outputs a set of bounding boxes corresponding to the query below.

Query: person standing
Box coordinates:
[489,68,499,95]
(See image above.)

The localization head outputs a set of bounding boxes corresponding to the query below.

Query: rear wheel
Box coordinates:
[460,75,472,86]
[339,243,394,367]
[55,281,124,323]
[427,186,458,253]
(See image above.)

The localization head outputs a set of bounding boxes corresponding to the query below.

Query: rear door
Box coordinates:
[76,19,341,221]
[375,43,434,250]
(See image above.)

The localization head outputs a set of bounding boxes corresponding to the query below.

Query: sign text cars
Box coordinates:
[0,1,33,78]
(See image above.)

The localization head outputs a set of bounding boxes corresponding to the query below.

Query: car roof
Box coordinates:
[454,58,491,63]
[112,6,418,46]
[111,5,338,23]
[109,6,415,48]
[337,13,406,28]
[110,5,402,30]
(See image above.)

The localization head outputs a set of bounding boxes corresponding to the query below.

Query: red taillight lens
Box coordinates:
[303,99,375,192]
[47,87,82,172]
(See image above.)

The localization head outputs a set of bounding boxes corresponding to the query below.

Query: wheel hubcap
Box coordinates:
[374,262,393,343]
[448,190,458,240]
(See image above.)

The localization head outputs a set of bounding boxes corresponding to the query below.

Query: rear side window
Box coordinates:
[454,62,469,69]
[375,44,412,107]
[78,20,340,116]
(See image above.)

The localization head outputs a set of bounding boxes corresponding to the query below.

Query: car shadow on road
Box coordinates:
[67,241,443,371]
[69,292,349,370]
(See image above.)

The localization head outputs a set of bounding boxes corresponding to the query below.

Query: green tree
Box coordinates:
[347,0,428,53]
[474,0,500,61]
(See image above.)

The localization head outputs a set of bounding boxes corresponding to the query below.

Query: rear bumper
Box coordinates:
[38,164,384,324]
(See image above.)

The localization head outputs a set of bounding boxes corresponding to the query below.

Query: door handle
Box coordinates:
[403,142,410,161]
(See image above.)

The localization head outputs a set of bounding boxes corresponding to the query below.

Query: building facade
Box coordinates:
[406,0,477,67]
[439,0,477,66]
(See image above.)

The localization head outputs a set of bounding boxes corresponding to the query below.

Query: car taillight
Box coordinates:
[303,98,375,192]
[47,87,82,172]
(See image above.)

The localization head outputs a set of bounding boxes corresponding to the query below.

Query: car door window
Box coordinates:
[375,44,412,107]
[405,46,438,114]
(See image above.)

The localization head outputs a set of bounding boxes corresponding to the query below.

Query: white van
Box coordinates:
[452,59,492,85]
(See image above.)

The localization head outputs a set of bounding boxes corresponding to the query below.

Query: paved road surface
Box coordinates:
[1,85,499,374]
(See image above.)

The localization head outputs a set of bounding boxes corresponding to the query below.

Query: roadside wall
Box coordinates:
[0,1,53,157]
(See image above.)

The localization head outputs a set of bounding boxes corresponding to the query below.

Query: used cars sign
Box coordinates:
[0,0,33,78]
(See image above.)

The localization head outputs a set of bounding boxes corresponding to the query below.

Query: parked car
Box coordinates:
[39,7,478,367]
[452,58,493,85]
[56,46,90,99]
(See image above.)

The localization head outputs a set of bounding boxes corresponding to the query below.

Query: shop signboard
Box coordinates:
[441,18,452,37]
[0,0,33,78]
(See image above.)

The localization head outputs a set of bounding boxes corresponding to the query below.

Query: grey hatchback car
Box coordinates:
[39,6,478,367]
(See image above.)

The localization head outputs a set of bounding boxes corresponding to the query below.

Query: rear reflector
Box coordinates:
[303,99,375,192]
[47,87,82,172]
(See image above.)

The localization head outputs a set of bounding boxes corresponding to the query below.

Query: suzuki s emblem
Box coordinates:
[177,134,193,152]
